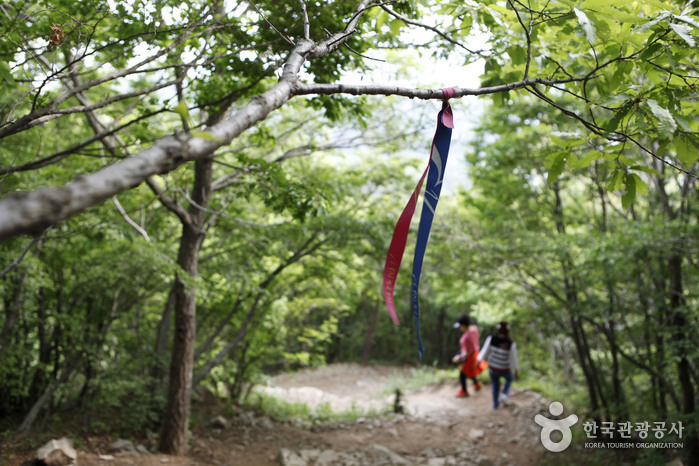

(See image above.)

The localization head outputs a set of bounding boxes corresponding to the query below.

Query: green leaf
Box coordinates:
[603,100,633,134]
[674,114,693,132]
[582,0,629,8]
[609,62,632,92]
[631,174,648,194]
[673,133,699,166]
[674,15,699,29]
[191,131,224,142]
[669,23,695,47]
[640,42,663,60]
[389,19,403,36]
[621,173,636,209]
[606,169,624,191]
[636,12,671,33]
[173,101,194,128]
[0,62,15,84]
[549,135,567,147]
[646,99,677,138]
[574,8,596,43]
[629,164,661,177]
[547,153,566,185]
[578,150,602,168]
[507,46,526,66]
[375,10,389,30]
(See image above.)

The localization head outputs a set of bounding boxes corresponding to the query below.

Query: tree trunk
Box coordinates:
[668,254,698,464]
[601,280,627,420]
[552,183,612,420]
[19,345,83,432]
[0,270,24,356]
[594,173,627,420]
[652,165,698,463]
[159,265,197,454]
[159,158,212,455]
[361,298,379,366]
[152,287,176,384]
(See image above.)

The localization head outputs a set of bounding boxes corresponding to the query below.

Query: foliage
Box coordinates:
[0,0,697,459]
[244,390,379,425]
[383,366,453,394]
[428,80,697,449]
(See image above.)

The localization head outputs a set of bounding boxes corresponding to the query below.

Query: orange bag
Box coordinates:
[461,353,487,378]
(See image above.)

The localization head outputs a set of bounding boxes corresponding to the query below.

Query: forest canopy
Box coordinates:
[0,0,696,462]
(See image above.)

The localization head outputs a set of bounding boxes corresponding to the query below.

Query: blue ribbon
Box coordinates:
[411,99,454,358]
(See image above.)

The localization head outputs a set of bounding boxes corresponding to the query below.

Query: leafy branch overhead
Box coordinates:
[0,0,696,238]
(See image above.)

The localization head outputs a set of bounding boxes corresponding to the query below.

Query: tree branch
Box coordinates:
[0,230,45,280]
[298,0,311,40]
[0,9,211,140]
[380,5,486,58]
[111,195,150,242]
[193,234,327,385]
[294,75,589,99]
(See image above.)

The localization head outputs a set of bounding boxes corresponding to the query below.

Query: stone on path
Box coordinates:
[37,437,77,466]
[366,444,409,464]
[209,415,228,429]
[109,438,136,453]
[278,448,307,466]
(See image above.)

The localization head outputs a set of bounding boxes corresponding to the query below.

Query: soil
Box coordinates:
[7,363,556,466]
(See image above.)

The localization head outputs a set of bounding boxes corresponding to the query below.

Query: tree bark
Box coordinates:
[552,183,606,419]
[361,297,379,366]
[159,158,212,455]
[152,287,176,384]
[0,270,24,356]
[652,165,698,464]
[668,254,698,465]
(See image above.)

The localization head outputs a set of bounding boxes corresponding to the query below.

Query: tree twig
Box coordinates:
[0,230,46,279]
[298,0,310,40]
[248,0,294,45]
[380,5,486,58]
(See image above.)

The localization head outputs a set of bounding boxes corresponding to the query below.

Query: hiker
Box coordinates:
[478,321,519,409]
[451,314,484,397]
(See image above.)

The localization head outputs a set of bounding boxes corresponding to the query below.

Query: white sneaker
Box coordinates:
[499,393,509,406]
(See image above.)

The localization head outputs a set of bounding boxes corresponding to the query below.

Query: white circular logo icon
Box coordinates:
[534,401,579,452]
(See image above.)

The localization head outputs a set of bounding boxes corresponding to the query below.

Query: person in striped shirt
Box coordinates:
[478,321,520,409]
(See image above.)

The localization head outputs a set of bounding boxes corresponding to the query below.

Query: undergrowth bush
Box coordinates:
[243,390,380,425]
[90,376,165,435]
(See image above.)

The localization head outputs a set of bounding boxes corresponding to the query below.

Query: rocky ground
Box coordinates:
[8,363,639,465]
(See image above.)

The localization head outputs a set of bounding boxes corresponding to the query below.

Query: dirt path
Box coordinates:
[251,363,549,465]
[66,364,553,465]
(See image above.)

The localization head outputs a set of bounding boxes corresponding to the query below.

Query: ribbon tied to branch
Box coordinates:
[382,88,455,358]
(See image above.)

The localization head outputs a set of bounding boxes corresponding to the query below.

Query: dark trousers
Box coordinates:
[459,370,479,391]
[489,368,513,409]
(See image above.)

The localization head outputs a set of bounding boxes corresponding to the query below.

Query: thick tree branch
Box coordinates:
[0,37,315,240]
[0,68,595,240]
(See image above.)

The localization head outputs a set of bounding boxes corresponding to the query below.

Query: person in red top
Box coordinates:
[451,314,485,397]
